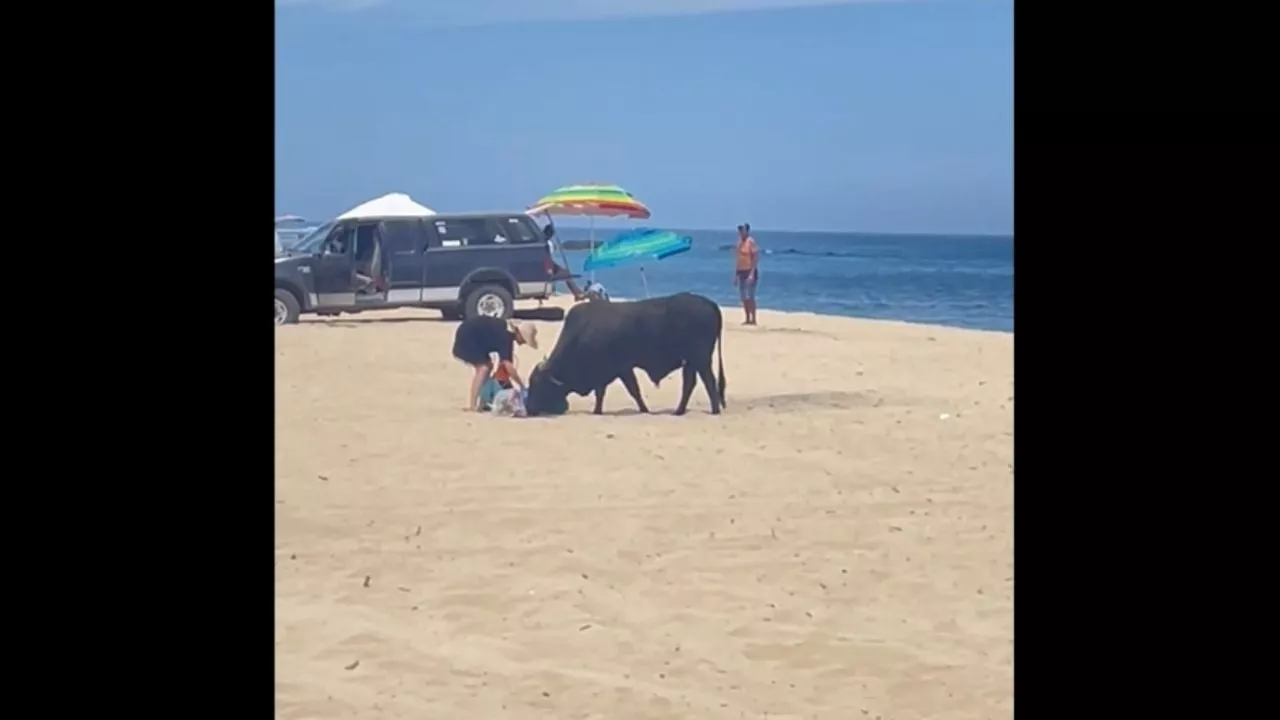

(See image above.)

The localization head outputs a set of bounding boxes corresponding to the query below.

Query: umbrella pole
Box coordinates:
[588,216,596,284]
[640,266,650,298]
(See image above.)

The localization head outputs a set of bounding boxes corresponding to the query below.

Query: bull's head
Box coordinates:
[525,361,569,417]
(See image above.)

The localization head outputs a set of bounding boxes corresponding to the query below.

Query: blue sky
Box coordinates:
[275,0,1011,234]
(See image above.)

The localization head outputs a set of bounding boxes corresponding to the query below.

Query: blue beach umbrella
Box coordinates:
[582,228,693,297]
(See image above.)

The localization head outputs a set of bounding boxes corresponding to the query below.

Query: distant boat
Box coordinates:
[275,214,320,250]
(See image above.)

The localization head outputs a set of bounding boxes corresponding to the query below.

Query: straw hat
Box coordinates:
[510,321,539,350]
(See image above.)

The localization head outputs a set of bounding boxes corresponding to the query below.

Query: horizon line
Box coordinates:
[273,211,1012,238]
[553,225,1013,238]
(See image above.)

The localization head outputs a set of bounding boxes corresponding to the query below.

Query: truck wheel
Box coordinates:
[464,284,513,320]
[274,288,301,325]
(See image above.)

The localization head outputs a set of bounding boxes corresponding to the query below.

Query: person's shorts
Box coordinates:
[737,270,758,300]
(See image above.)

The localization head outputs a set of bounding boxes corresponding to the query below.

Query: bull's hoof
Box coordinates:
[637,407,650,414]
[673,408,687,416]
[592,409,603,415]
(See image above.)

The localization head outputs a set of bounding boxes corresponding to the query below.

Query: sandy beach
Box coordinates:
[274,297,1013,720]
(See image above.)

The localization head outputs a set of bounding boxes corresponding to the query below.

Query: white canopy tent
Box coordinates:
[337,192,436,220]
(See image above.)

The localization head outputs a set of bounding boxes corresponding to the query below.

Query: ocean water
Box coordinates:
[555,229,1013,333]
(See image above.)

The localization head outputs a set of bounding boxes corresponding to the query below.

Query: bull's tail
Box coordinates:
[717,324,727,408]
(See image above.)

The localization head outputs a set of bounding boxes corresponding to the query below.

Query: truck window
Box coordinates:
[432,218,491,248]
[325,224,355,255]
[354,223,379,261]
[380,219,425,254]
[502,216,542,244]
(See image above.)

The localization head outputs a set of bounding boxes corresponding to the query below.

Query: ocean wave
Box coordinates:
[715,245,866,259]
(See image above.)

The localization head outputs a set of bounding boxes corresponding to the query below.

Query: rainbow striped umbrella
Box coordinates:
[528,183,651,219]
[529,183,651,283]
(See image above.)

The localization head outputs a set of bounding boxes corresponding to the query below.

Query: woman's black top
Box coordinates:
[451,317,514,366]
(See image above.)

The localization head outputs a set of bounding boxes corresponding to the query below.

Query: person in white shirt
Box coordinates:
[542,222,586,300]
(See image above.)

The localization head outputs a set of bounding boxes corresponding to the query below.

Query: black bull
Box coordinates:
[526,293,727,416]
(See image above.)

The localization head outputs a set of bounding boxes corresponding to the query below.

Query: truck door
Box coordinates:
[351,221,388,305]
[380,218,428,304]
[496,215,553,297]
[313,222,357,308]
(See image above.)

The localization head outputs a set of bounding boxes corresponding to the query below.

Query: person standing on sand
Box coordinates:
[451,317,538,412]
[542,222,586,301]
[733,223,760,325]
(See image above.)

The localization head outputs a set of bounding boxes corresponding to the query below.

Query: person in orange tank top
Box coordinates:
[732,223,760,325]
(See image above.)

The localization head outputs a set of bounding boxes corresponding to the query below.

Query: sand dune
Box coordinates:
[275,298,1013,719]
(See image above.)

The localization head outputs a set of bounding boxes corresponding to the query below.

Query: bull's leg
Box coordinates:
[618,370,650,413]
[593,383,608,414]
[696,359,722,414]
[673,364,698,416]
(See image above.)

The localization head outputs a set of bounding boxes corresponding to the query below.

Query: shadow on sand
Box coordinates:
[728,325,837,340]
[562,407,705,417]
[552,390,883,417]
[735,390,885,412]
